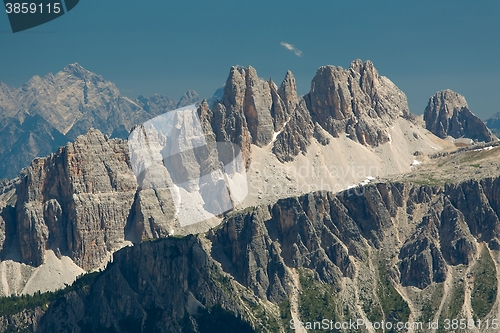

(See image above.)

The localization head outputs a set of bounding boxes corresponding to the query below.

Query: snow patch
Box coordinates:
[347,176,375,189]
[473,146,494,152]
[270,118,291,144]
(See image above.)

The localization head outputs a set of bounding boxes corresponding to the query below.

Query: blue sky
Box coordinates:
[1,0,499,118]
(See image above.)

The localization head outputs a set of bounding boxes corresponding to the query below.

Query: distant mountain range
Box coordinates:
[0,63,200,179]
[1,60,500,332]
[485,112,500,137]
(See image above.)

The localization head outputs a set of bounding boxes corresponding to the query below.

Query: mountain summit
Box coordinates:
[424,89,496,142]
[0,64,200,179]
[306,59,413,146]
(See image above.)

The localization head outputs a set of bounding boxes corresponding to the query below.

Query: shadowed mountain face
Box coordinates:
[0,114,68,181]
[6,171,500,332]
[424,89,496,142]
[0,64,200,180]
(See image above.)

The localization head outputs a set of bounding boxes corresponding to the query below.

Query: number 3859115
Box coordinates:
[5,3,61,14]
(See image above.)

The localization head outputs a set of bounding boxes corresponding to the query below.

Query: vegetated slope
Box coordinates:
[4,146,500,332]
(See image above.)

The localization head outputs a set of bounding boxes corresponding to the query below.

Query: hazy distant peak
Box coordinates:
[60,63,104,83]
[177,90,200,106]
[63,62,85,72]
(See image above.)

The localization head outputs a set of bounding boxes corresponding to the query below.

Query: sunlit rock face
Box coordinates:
[424,89,496,142]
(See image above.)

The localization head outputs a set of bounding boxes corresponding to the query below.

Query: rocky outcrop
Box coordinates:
[0,307,45,332]
[204,66,306,165]
[424,89,496,142]
[207,60,413,164]
[14,129,137,269]
[7,120,246,270]
[305,59,412,146]
[272,100,314,162]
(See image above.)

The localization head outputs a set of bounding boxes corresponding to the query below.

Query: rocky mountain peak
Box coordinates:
[349,58,364,72]
[177,89,200,106]
[278,70,298,110]
[305,59,410,146]
[222,66,247,107]
[216,65,274,148]
[0,63,202,179]
[62,62,93,78]
[427,89,468,117]
[424,89,495,142]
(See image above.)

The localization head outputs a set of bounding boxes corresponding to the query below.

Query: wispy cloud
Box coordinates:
[280,41,302,57]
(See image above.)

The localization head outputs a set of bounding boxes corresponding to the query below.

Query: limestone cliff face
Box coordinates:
[424,89,496,142]
[211,178,500,294]
[209,66,267,167]
[14,129,137,269]
[207,66,302,166]
[305,59,411,146]
[8,121,242,271]
[206,60,415,164]
[14,174,500,332]
[271,100,314,162]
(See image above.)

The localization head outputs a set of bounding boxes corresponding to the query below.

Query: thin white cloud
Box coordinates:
[280,41,302,57]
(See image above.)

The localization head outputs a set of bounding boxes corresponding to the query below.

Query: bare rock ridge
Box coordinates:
[16,173,500,332]
[0,59,414,180]
[424,89,496,142]
[207,59,411,164]
[0,59,442,274]
[0,63,200,179]
[305,59,413,146]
